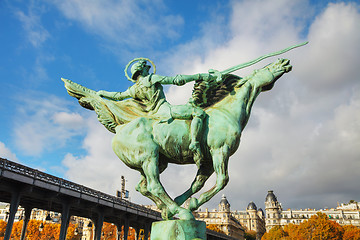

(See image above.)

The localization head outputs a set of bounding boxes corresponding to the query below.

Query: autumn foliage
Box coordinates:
[0,220,6,239]
[343,225,360,240]
[206,224,225,234]
[0,219,78,240]
[100,222,142,240]
[261,212,360,240]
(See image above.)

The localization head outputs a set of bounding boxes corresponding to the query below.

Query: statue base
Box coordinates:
[150,220,206,240]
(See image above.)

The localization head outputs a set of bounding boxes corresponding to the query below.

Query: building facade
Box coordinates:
[0,204,24,222]
[264,190,360,231]
[194,195,245,239]
[194,195,267,239]
[232,201,266,238]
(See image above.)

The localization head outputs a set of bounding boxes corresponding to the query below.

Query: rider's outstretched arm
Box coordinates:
[153,73,216,86]
[97,88,131,101]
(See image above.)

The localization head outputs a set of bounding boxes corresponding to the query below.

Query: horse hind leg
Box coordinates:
[188,146,230,211]
[174,165,214,207]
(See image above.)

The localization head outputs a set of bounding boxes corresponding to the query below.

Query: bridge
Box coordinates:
[0,158,236,240]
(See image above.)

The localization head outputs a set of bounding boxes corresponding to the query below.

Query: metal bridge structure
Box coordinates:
[0,157,237,240]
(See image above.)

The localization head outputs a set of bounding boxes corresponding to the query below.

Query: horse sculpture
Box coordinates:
[62,57,292,220]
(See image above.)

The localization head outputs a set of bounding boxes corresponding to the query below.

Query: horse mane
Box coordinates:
[191,74,243,108]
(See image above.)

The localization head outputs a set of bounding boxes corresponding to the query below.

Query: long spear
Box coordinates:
[209,41,308,80]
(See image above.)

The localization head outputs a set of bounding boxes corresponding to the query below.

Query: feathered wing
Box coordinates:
[191,74,242,109]
[62,78,150,133]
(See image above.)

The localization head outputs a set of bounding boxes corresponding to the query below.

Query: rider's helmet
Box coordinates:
[131,59,151,80]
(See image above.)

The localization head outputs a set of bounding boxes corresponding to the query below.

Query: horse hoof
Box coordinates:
[161,208,174,220]
[178,208,195,220]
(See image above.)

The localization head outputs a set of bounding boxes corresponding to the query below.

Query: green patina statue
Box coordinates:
[97,57,212,165]
[62,42,307,221]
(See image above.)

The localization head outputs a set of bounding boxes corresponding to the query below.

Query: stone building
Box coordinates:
[194,195,245,239]
[0,204,24,222]
[194,194,268,239]
[264,190,282,231]
[232,201,266,239]
[264,190,360,231]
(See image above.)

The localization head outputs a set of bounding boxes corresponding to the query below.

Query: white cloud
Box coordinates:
[51,0,183,50]
[52,112,84,129]
[14,95,86,156]
[0,142,18,162]
[22,55,55,87]
[296,2,360,92]
[15,1,50,48]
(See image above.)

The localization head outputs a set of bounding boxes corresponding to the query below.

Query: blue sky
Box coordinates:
[1,0,359,212]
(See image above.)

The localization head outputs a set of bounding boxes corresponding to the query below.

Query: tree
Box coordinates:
[101,222,117,240]
[26,220,42,240]
[283,223,301,240]
[127,227,136,240]
[40,222,60,240]
[244,230,257,240]
[206,224,225,234]
[297,212,344,240]
[261,212,348,240]
[66,222,81,240]
[10,220,22,239]
[0,220,7,238]
[0,219,84,240]
[343,225,360,240]
[261,225,287,240]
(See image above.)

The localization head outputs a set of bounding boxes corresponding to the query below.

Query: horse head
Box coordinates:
[255,58,292,91]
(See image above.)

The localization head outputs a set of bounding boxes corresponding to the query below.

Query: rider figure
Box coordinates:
[97,59,216,164]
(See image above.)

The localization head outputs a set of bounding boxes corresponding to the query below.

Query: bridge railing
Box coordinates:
[0,157,160,218]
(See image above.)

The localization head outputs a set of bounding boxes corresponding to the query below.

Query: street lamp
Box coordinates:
[45,213,52,221]
[39,222,44,232]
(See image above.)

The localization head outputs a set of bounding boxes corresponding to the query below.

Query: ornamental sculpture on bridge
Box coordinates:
[62,42,307,239]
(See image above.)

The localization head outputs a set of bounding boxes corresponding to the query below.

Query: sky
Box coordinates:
[0,0,359,213]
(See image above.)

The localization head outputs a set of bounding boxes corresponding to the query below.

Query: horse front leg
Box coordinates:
[174,164,214,207]
[188,146,230,211]
[142,154,195,220]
